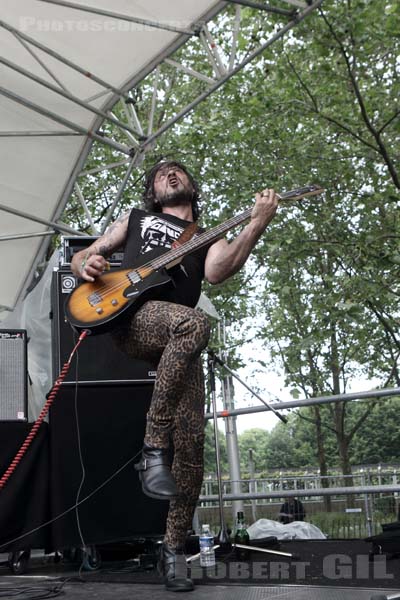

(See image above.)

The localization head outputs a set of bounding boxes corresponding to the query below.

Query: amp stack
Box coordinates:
[49,237,167,550]
[51,236,156,384]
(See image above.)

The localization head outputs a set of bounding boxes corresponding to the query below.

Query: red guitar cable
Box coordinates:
[0,329,89,490]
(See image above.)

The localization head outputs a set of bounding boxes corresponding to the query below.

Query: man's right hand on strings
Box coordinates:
[79,254,110,282]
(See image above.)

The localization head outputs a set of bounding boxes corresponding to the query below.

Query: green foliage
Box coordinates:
[60,1,400,476]
[350,398,400,464]
[308,510,397,539]
[238,428,270,472]
[373,495,396,517]
[233,397,400,475]
[203,422,228,475]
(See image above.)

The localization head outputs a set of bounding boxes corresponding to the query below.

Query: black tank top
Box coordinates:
[121,207,209,308]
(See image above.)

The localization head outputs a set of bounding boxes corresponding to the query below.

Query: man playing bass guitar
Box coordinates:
[70,159,278,591]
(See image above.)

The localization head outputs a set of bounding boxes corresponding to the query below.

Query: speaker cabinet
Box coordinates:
[49,383,168,548]
[51,269,156,384]
[0,330,27,421]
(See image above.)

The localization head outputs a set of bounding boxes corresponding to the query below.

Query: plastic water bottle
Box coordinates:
[199,524,215,567]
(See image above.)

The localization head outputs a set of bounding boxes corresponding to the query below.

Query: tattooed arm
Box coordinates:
[71,212,130,282]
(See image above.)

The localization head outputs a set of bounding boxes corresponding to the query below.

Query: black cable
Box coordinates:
[0,325,142,552]
[0,330,154,600]
[0,448,141,551]
[72,339,88,578]
[0,332,147,600]
[0,578,68,599]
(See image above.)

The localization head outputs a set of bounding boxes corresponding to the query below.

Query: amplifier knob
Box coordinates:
[111,299,118,306]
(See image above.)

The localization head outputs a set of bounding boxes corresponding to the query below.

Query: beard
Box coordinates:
[155,186,193,208]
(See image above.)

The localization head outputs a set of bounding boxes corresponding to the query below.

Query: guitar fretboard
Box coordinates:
[150,207,253,271]
[130,185,322,275]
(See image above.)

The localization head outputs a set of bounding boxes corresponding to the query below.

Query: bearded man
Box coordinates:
[71,159,278,591]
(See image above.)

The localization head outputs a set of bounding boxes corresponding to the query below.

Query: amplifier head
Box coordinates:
[60,236,124,267]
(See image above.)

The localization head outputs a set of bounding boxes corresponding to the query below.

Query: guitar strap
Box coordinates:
[171,222,199,249]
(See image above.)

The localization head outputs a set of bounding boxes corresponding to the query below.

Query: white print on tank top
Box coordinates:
[139,216,184,254]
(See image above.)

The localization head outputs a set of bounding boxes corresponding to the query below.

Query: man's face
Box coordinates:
[152,163,194,207]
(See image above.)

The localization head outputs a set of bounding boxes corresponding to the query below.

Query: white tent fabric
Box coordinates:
[0,0,222,319]
[2,251,58,420]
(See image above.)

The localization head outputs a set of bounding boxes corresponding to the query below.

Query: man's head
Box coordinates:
[142,160,201,221]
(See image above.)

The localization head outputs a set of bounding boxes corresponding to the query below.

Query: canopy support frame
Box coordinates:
[0,0,322,312]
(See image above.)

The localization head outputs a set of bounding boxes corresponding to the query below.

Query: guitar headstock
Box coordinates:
[277,185,325,202]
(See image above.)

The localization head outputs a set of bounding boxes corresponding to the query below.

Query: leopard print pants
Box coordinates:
[112,300,210,548]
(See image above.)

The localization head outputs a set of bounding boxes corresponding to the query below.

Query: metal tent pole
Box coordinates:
[100,152,143,233]
[218,321,244,522]
[0,231,55,242]
[0,86,132,155]
[226,0,296,16]
[0,19,130,100]
[0,57,140,139]
[0,202,82,236]
[142,0,323,148]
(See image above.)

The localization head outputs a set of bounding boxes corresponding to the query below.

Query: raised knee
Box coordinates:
[172,309,211,349]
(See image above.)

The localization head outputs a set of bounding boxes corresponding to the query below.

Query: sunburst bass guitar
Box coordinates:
[65,185,324,334]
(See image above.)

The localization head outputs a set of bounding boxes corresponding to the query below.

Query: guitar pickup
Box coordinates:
[88,291,102,306]
[128,271,141,285]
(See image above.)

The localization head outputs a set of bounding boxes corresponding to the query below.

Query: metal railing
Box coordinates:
[198,470,399,538]
[201,470,400,502]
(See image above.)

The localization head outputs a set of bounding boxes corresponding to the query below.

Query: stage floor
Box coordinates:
[1,538,400,599]
[0,578,397,600]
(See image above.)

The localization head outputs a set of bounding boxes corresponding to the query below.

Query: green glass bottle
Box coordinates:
[234,511,250,560]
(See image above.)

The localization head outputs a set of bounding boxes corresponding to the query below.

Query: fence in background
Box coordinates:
[198,468,400,537]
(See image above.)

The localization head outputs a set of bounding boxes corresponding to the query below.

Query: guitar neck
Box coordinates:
[150,207,253,271]
[146,185,323,272]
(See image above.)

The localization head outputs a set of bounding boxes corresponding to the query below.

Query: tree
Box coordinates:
[203,422,228,475]
[59,2,400,492]
[349,397,400,464]
[238,428,270,473]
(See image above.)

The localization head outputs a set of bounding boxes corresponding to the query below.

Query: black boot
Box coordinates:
[158,542,194,592]
[134,444,178,500]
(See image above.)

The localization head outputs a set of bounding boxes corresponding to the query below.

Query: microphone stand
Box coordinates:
[207,350,231,549]
[187,349,295,564]
[209,349,287,425]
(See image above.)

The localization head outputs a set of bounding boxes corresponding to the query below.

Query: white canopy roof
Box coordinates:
[0,0,321,320]
[0,0,224,318]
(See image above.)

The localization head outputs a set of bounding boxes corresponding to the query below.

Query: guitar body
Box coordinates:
[65,266,172,334]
